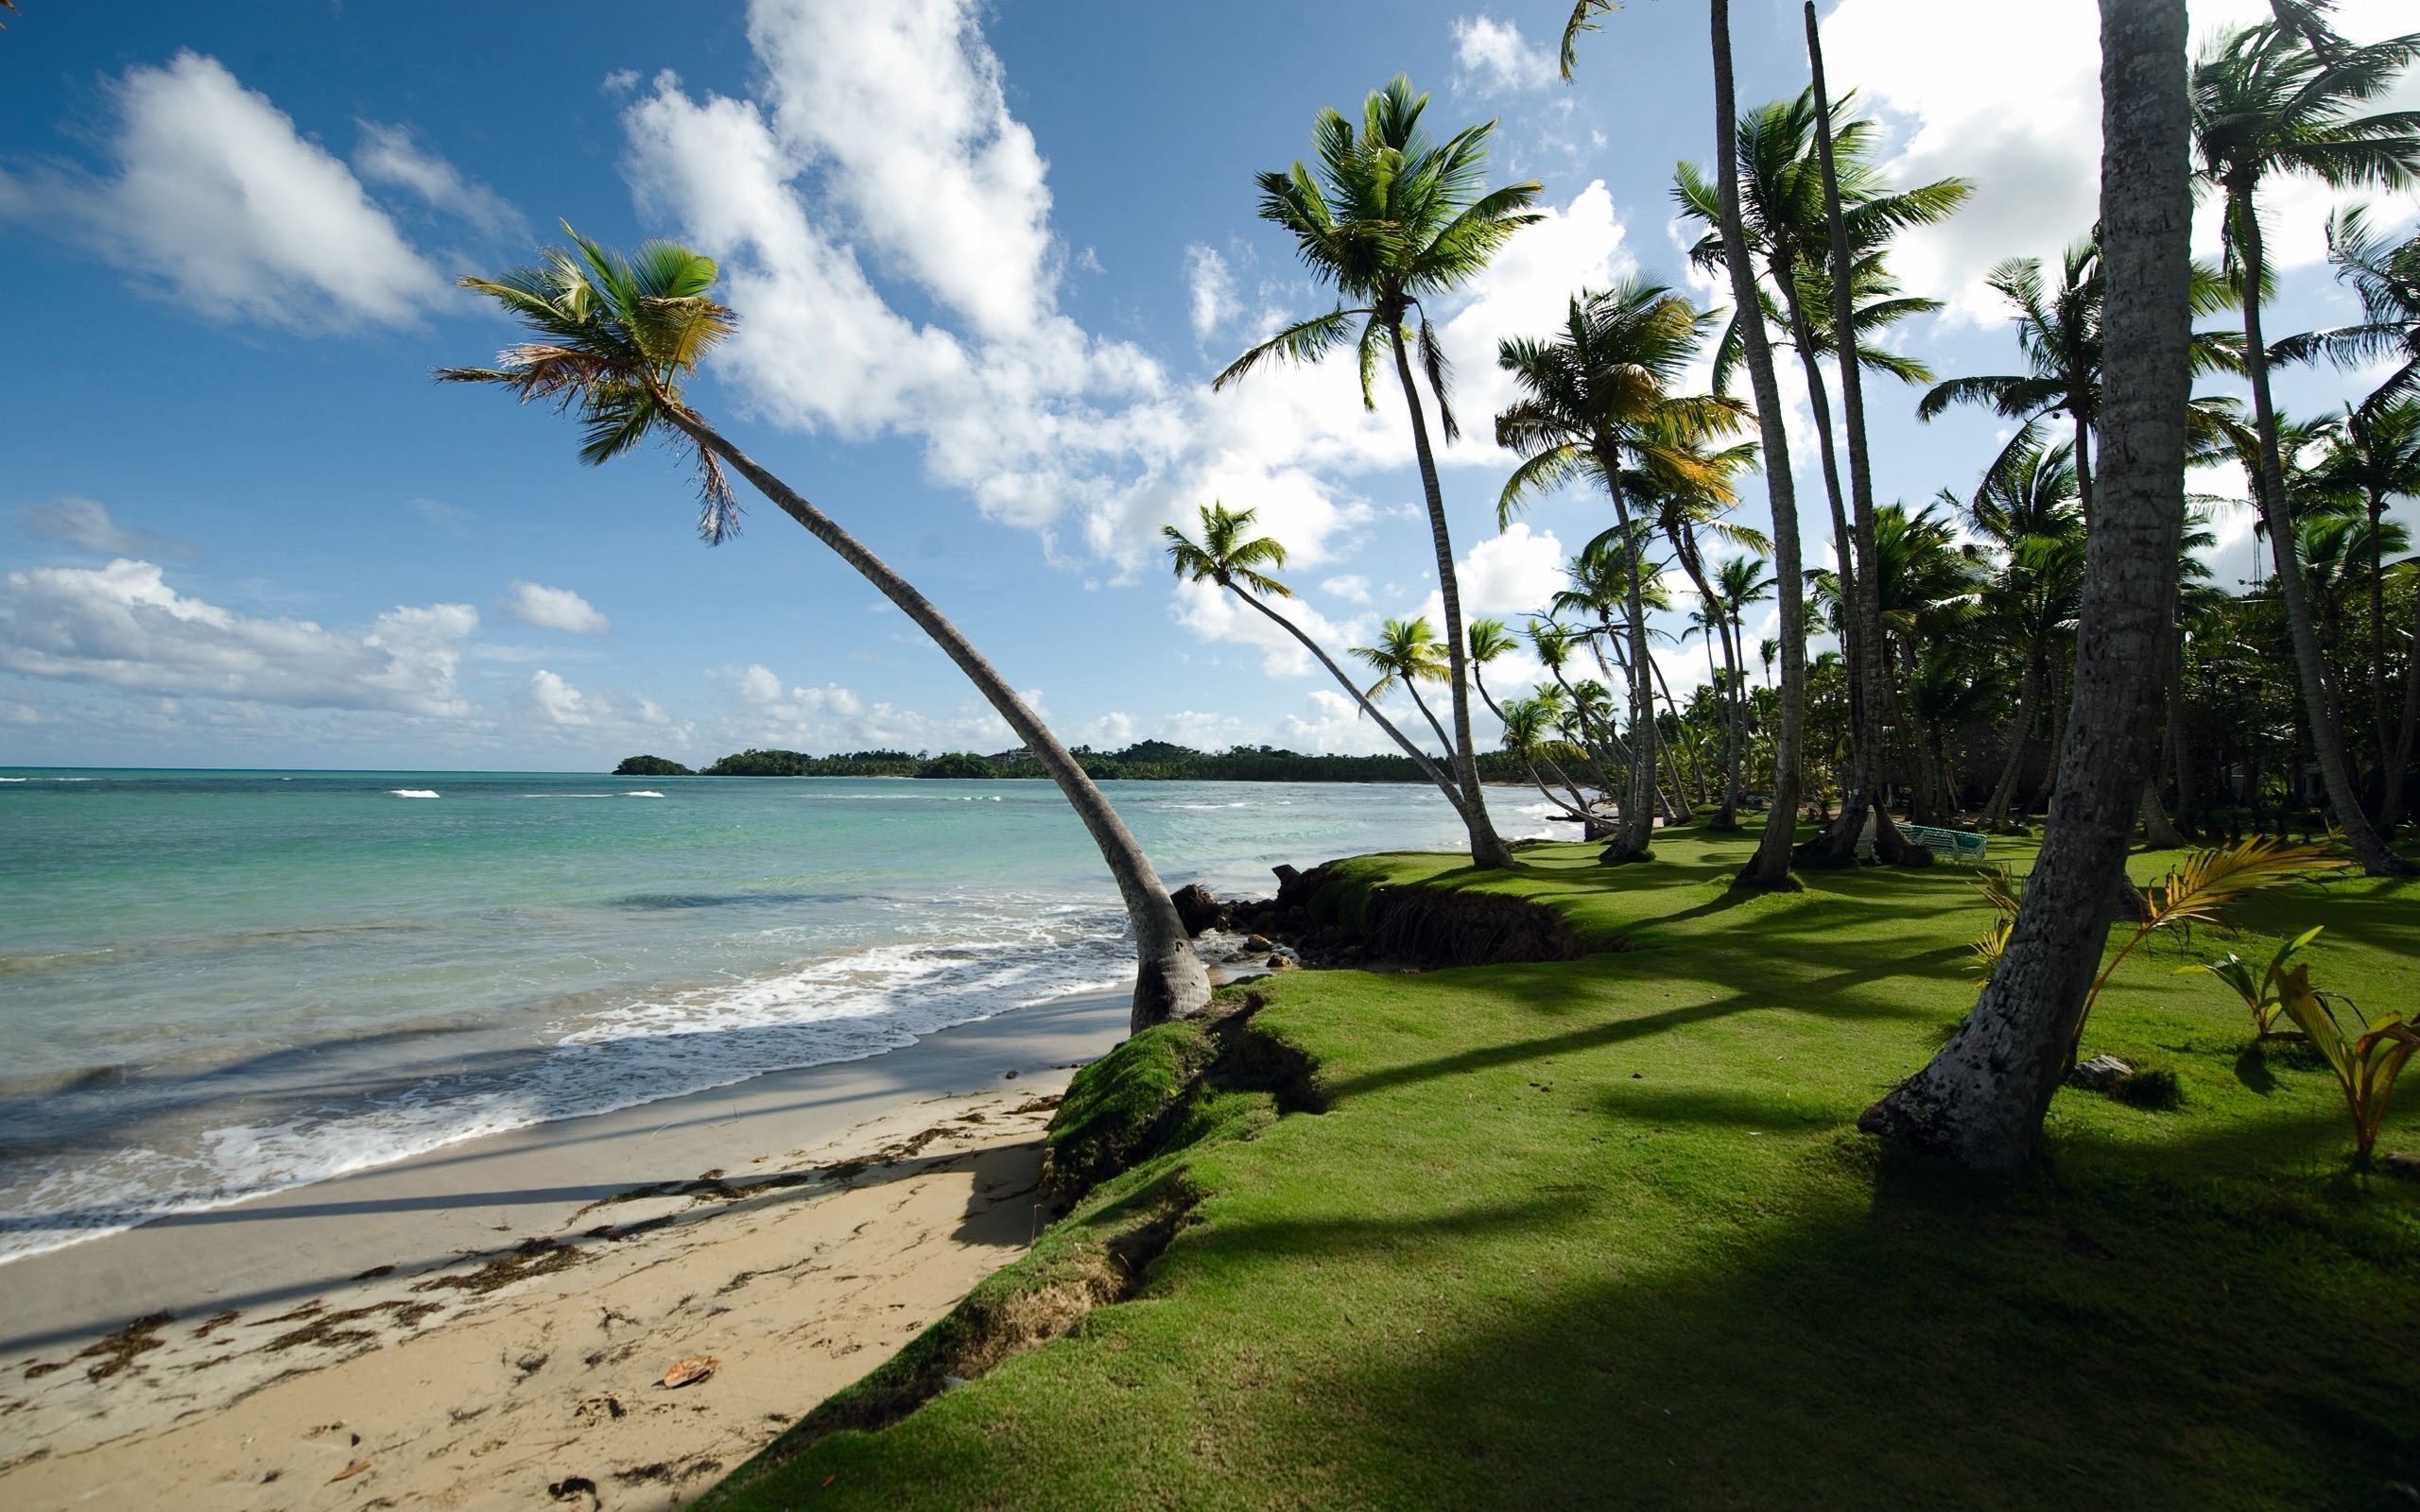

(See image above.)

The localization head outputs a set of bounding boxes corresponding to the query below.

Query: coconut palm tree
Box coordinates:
[1163,503,1471,820]
[442,231,1210,1029]
[1862,0,2199,1171]
[1353,617,1458,762]
[1967,439,2088,829]
[1495,281,1747,858]
[2273,201,2420,416]
[2305,400,2420,756]
[2192,15,2420,875]
[1566,0,1809,882]
[1217,77,1540,870]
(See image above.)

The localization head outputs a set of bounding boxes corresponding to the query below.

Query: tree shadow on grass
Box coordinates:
[1184,1120,2420,1511]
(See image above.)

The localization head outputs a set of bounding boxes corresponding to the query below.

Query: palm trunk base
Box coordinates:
[1131,943,1215,1033]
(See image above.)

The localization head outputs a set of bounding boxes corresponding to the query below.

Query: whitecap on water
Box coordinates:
[622,791,666,799]
[388,789,441,799]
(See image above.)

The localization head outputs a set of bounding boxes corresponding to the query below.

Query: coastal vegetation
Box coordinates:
[700,827,2420,1509]
[639,742,1552,783]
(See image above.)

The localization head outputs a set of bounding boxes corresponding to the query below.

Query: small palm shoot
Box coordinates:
[2178,924,2325,1040]
[1968,837,2349,1063]
[2274,965,2420,1165]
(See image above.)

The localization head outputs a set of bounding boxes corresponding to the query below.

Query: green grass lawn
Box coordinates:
[707,828,2420,1511]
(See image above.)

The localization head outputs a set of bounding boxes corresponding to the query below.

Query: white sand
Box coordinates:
[0,990,1132,1510]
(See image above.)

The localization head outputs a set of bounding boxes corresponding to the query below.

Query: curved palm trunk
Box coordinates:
[1230,589,1473,823]
[669,410,1211,1030]
[1386,325,1514,869]
[1861,0,2193,1168]
[2232,186,2414,875]
[1402,681,1460,771]
[1805,4,1913,868]
[1716,0,1808,888]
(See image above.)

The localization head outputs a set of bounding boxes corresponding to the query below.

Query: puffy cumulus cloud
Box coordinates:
[745,0,1057,341]
[1168,576,1369,680]
[1078,710,1137,747]
[1457,523,1567,618]
[507,580,611,635]
[1184,245,1239,340]
[618,4,1638,584]
[0,52,448,329]
[516,668,675,731]
[0,558,475,716]
[1818,0,2420,322]
[1320,574,1373,605]
[17,496,187,557]
[715,660,1019,752]
[1451,15,1561,94]
[352,121,526,243]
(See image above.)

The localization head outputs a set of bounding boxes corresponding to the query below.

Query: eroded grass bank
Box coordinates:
[705,828,2420,1511]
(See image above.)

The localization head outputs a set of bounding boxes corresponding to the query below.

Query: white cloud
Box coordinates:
[0,52,448,329]
[508,580,611,635]
[353,121,525,242]
[617,6,1634,597]
[1184,245,1239,340]
[716,660,1015,752]
[17,496,185,556]
[1818,0,2420,321]
[1458,522,1567,617]
[516,668,672,730]
[0,558,475,715]
[1320,574,1373,605]
[745,0,1058,341]
[1451,15,1560,94]
[1079,710,1137,747]
[602,69,642,94]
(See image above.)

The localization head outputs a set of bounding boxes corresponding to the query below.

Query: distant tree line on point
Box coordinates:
[614,741,1542,783]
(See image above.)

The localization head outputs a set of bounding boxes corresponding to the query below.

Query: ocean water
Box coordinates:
[0,769,1549,1263]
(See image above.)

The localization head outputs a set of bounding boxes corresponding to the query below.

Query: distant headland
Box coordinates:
[614,741,1535,783]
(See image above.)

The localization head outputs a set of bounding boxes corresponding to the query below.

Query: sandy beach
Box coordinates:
[0,990,1132,1510]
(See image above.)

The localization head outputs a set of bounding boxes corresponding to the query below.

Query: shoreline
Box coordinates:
[0,989,1133,1506]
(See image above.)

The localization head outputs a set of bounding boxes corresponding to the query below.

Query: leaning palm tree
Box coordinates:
[1495,281,1748,860]
[2192,16,2420,876]
[1164,503,1471,820]
[1217,77,1539,870]
[441,231,1211,1030]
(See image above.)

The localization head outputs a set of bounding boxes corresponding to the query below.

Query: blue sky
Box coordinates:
[3,0,2414,771]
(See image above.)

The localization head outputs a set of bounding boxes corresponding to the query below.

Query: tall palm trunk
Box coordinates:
[2169,623,2198,815]
[1716,0,1807,888]
[1673,538,1744,828]
[1650,654,1710,808]
[1861,0,2193,1169]
[1386,324,1514,868]
[1984,656,2042,826]
[1600,449,1658,859]
[2230,183,2414,875]
[2386,593,2420,826]
[2072,409,2097,524]
[1230,588,1473,823]
[1805,3,1912,867]
[666,410,1210,1030]
[2366,484,2391,759]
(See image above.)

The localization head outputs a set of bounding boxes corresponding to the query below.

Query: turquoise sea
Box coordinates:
[0,769,1549,1263]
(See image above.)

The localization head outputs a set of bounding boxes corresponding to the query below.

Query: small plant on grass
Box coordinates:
[2109,1066,2185,1111]
[1967,837,2348,1065]
[2274,964,2420,1167]
[2178,925,2325,1040]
